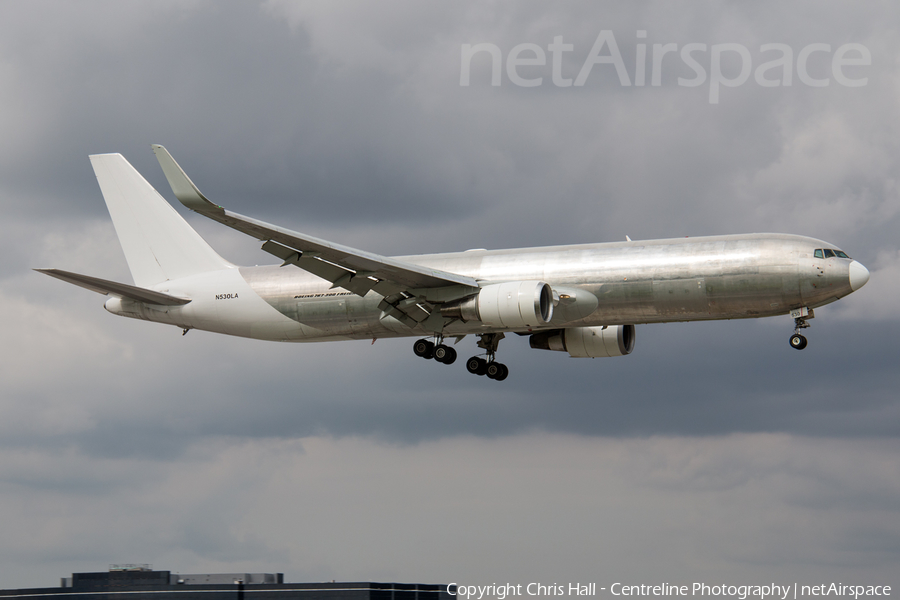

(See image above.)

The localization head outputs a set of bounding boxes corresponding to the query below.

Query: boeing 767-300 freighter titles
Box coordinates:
[37,146,870,381]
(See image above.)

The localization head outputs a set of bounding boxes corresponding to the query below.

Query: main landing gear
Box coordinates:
[465,356,509,381]
[789,307,813,350]
[413,337,457,364]
[465,333,509,381]
[412,332,510,381]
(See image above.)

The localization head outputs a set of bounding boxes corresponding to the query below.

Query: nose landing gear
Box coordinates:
[789,307,813,350]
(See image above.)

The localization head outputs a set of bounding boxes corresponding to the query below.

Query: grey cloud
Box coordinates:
[2,434,897,587]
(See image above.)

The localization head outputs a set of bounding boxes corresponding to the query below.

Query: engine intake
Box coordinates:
[441,281,554,328]
[529,325,635,358]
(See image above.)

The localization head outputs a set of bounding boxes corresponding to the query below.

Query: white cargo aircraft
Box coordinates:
[38,146,870,381]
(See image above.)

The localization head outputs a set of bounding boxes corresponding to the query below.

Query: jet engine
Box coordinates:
[529,325,635,358]
[441,281,554,328]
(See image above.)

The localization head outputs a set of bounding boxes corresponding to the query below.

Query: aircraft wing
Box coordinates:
[152,145,478,327]
[35,268,191,305]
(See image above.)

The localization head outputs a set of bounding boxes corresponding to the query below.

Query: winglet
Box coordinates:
[151,144,222,213]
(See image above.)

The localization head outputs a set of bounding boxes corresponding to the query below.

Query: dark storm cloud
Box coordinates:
[0,0,482,228]
[3,0,895,252]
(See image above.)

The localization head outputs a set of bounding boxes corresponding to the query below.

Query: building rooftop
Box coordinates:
[1,568,453,600]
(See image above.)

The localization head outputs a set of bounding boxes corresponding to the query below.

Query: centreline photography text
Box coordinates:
[447,582,892,600]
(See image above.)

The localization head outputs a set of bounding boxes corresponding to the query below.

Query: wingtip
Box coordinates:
[151,144,219,212]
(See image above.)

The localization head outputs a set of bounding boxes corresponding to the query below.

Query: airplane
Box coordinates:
[37,145,870,381]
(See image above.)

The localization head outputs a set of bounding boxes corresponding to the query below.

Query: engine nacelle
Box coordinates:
[479,281,554,328]
[529,325,636,358]
[441,281,554,328]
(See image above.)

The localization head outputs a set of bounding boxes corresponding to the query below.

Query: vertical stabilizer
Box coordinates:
[89,153,233,287]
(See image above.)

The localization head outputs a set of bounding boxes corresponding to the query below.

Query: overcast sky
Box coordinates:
[0,0,898,591]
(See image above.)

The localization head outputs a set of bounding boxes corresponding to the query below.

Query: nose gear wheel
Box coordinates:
[789,333,808,350]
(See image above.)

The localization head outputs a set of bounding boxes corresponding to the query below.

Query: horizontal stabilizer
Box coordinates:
[35,269,191,305]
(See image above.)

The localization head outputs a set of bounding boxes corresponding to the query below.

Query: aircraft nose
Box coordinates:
[849,260,870,292]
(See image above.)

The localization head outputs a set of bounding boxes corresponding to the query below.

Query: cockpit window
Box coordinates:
[814,248,851,259]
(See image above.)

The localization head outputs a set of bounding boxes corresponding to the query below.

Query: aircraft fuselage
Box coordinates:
[105,232,859,342]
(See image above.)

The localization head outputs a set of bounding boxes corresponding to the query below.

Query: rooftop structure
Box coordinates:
[1,568,452,600]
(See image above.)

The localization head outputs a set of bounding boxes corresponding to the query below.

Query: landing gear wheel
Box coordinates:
[789,334,808,350]
[486,362,509,381]
[413,338,434,359]
[466,356,488,375]
[433,345,457,365]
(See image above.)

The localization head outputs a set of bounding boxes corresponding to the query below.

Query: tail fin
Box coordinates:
[89,152,233,287]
